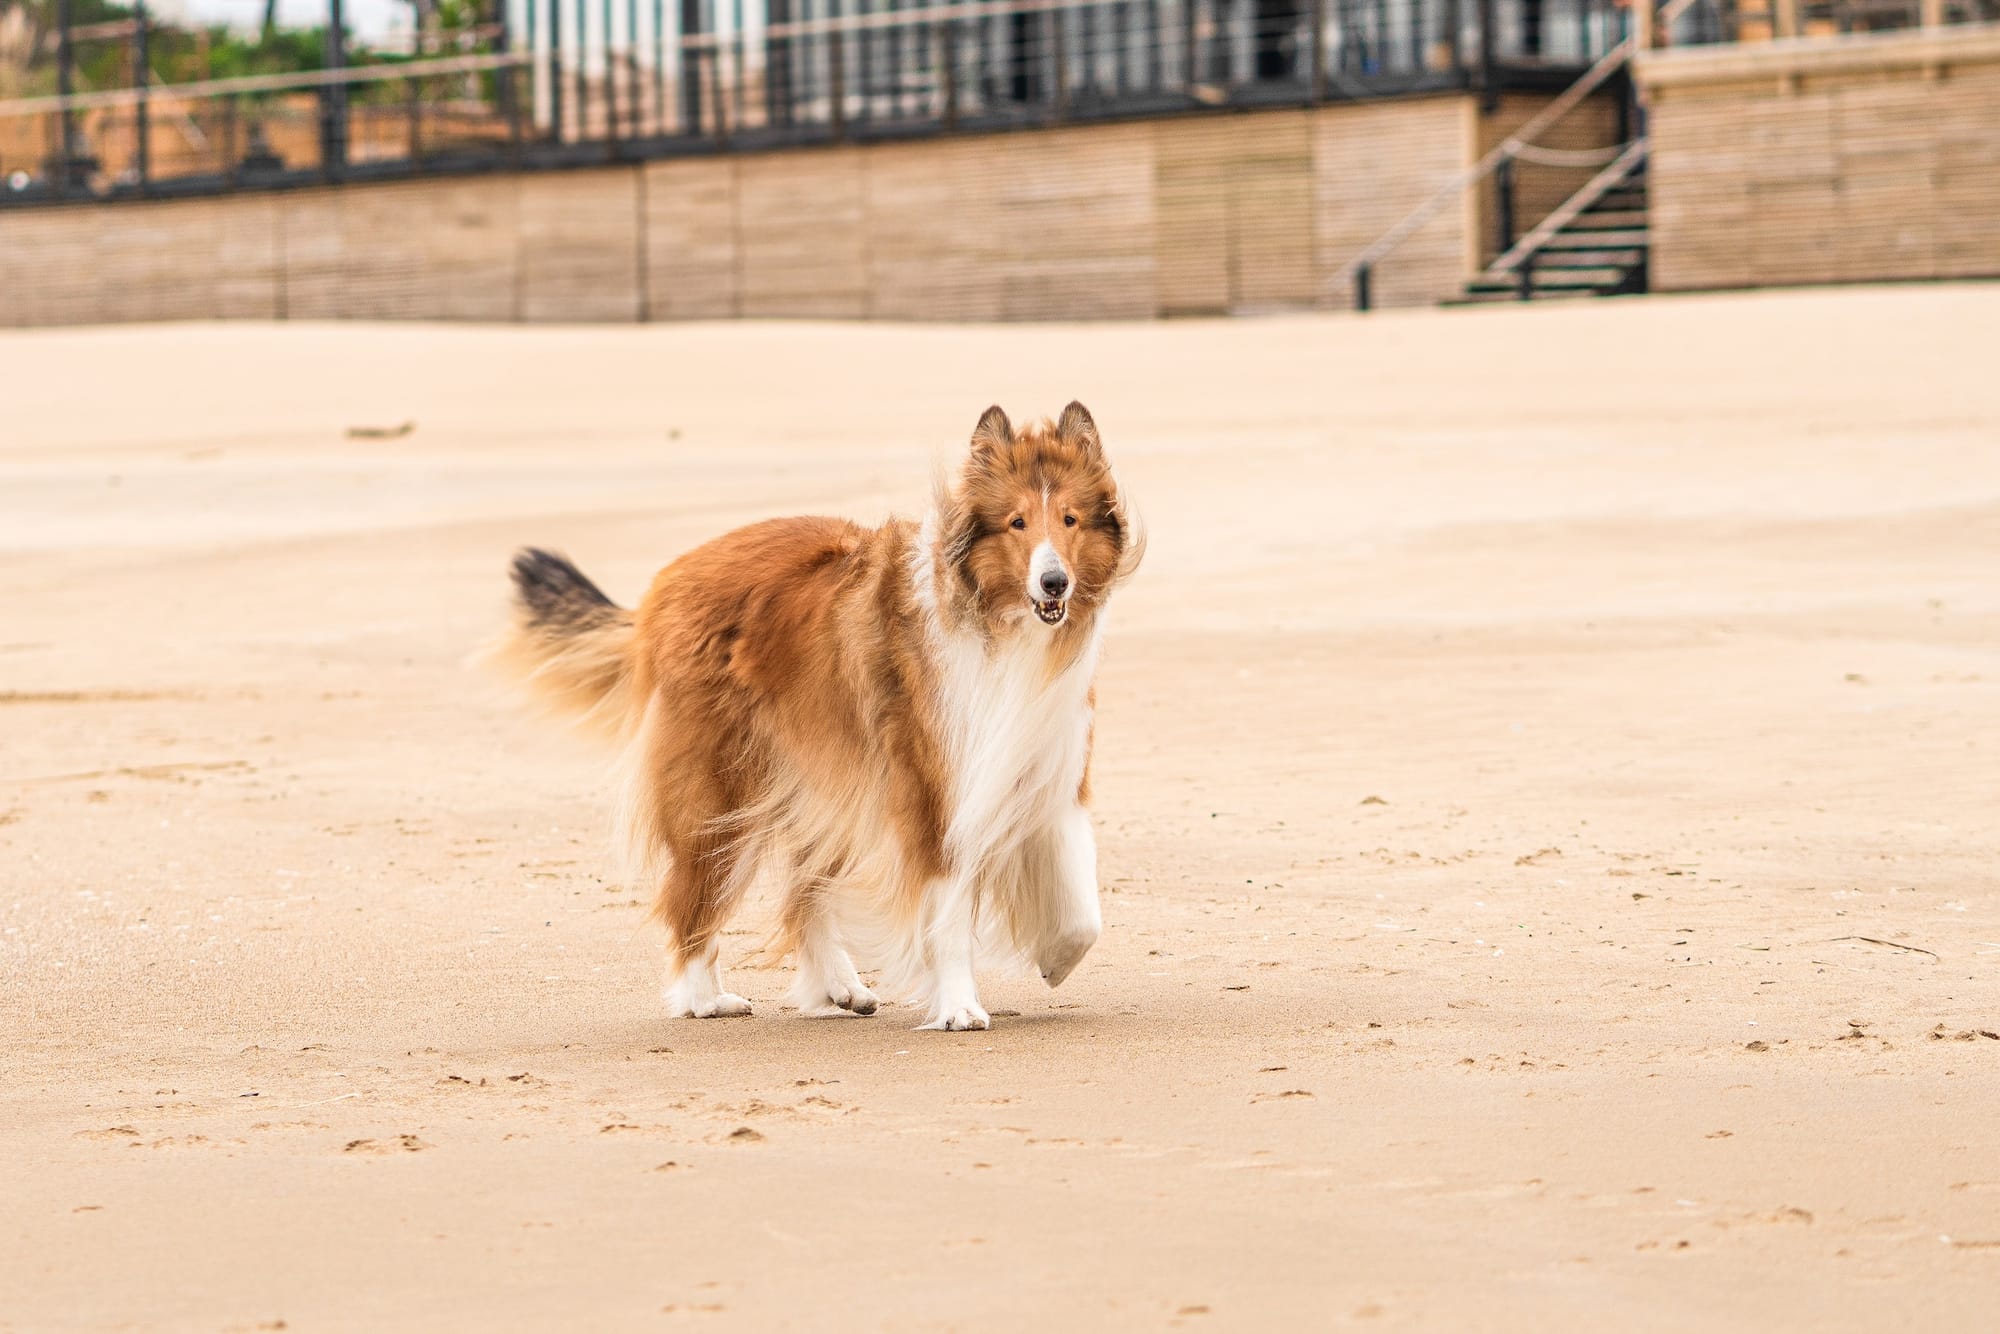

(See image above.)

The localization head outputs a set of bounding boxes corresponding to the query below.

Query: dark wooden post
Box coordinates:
[550,0,566,141]
[1308,0,1323,103]
[940,17,959,128]
[679,0,704,134]
[1183,0,1198,98]
[1477,0,1496,112]
[324,0,349,180]
[54,0,82,192]
[829,0,847,137]
[134,1,152,191]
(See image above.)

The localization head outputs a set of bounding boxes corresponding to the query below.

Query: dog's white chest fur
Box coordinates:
[930,622,1099,877]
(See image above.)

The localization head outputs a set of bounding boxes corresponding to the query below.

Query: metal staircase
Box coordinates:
[1337,0,1700,314]
[1452,148,1651,304]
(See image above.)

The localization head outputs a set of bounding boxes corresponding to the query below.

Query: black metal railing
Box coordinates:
[0,0,1627,206]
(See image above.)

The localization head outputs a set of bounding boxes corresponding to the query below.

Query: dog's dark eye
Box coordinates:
[1063,515,1078,527]
[1010,517,1026,531]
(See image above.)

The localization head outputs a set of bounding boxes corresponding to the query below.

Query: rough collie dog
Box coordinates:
[497,403,1141,1031]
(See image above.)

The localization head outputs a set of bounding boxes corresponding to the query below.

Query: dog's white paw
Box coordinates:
[679,992,753,1019]
[919,1001,990,1032]
[830,980,879,1016]
[798,979,879,1017]
[1038,925,1100,988]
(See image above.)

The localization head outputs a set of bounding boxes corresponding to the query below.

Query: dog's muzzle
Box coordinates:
[1033,565,1070,625]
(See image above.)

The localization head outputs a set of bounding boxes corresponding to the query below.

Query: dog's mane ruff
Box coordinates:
[911,495,1104,982]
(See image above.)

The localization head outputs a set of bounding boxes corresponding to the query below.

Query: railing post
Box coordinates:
[1920,0,1943,27]
[495,0,518,147]
[1773,0,1798,39]
[766,0,790,127]
[1633,0,1655,52]
[580,0,596,137]
[1477,0,1497,112]
[627,0,642,137]
[829,0,847,138]
[324,0,349,181]
[53,0,83,193]
[1308,0,1324,105]
[679,0,703,135]
[603,0,621,150]
[1183,0,1198,99]
[940,19,960,128]
[1355,263,1372,312]
[1052,5,1069,122]
[1495,154,1515,256]
[133,1,152,193]
[550,0,566,141]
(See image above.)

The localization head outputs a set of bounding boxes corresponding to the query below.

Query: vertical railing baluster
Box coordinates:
[830,0,847,135]
[325,0,348,180]
[134,1,151,191]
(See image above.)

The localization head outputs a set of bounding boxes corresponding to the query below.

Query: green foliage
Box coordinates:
[4,0,500,96]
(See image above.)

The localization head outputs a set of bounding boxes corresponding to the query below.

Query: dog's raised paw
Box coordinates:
[1037,926,1100,988]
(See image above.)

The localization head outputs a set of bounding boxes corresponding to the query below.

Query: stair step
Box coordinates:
[1528,249,1646,269]
[1444,287,1605,305]
[1587,192,1648,211]
[1541,228,1648,249]
[1465,269,1628,295]
[1522,265,1631,285]
[1570,209,1648,229]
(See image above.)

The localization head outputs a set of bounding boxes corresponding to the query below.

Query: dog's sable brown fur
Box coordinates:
[497,402,1140,1029]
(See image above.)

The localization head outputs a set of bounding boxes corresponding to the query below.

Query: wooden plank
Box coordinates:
[517,169,642,323]
[643,159,740,320]
[1314,95,1470,310]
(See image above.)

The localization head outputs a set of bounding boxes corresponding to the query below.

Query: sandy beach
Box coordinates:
[3,285,1997,1331]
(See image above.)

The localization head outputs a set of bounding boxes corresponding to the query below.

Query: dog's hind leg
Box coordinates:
[790,912,878,1017]
[658,831,756,1019]
[779,852,877,1017]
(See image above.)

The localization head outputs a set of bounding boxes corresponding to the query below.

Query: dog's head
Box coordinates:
[938,402,1141,637]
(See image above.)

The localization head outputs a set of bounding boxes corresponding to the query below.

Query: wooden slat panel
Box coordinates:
[517,169,642,323]
[643,159,739,320]
[736,149,866,319]
[1156,114,1313,315]
[862,140,999,322]
[1649,42,2000,291]
[1314,95,1471,311]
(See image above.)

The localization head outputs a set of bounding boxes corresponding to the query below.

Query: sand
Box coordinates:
[3,285,1998,1331]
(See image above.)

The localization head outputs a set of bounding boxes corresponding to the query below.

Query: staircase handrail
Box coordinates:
[1484,139,1650,278]
[1336,0,1698,310]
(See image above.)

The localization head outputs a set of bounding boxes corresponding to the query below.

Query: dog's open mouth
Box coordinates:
[1033,598,1067,626]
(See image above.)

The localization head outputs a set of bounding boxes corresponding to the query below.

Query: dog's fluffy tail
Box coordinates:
[492,548,640,740]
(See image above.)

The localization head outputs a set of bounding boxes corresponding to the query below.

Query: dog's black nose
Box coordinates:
[1040,569,1070,599]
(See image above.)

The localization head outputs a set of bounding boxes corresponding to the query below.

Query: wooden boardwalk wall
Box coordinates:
[0,94,1539,327]
[1642,26,2000,292]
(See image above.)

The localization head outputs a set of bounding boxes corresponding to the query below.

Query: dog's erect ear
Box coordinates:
[1057,401,1102,457]
[970,405,1014,458]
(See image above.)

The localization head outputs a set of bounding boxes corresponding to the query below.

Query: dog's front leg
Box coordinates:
[1036,805,1103,988]
[918,872,988,1032]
